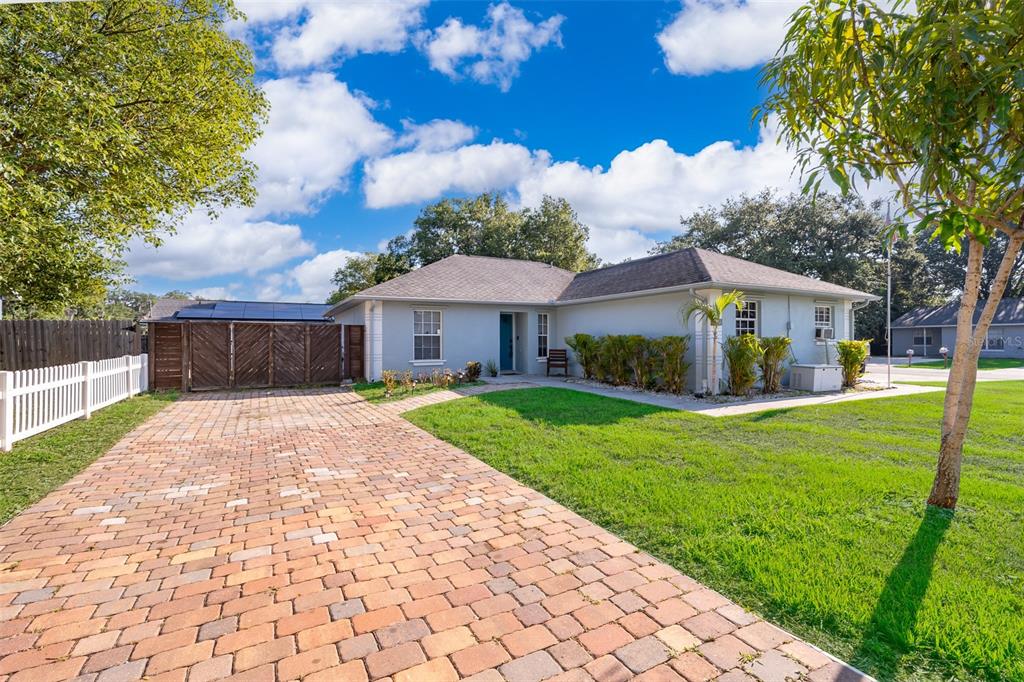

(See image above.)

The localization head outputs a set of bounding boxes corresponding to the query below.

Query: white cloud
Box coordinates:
[192,286,240,300]
[251,73,393,216]
[288,248,361,301]
[656,0,801,76]
[127,211,315,280]
[358,118,895,262]
[266,0,428,70]
[363,141,547,208]
[396,119,477,152]
[417,2,564,91]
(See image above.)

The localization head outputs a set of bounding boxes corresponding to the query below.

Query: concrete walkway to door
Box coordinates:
[0,389,871,682]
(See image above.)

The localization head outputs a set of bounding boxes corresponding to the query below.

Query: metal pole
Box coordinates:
[885,201,893,389]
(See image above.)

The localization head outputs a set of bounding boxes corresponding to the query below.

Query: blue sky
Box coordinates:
[127,0,816,302]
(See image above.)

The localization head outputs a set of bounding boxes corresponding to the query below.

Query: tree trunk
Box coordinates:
[928,230,1024,509]
[711,326,719,395]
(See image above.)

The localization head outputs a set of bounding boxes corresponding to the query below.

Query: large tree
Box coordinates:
[0,0,267,317]
[759,0,1024,509]
[327,194,598,303]
[653,191,943,352]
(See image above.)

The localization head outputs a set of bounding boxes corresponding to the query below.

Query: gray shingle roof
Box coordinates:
[558,248,876,302]
[342,254,577,304]
[331,247,877,312]
[893,297,1024,327]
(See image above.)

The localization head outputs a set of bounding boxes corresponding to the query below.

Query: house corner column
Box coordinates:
[365,300,384,381]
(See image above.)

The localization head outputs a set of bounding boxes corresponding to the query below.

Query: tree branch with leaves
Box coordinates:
[758,0,1024,509]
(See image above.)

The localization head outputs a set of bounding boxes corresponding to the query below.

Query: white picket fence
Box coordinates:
[0,355,148,452]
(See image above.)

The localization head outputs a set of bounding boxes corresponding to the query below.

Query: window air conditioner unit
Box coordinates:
[815,327,834,340]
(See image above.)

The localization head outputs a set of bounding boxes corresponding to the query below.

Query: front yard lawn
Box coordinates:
[353,379,483,403]
[0,391,178,525]
[910,357,1024,370]
[406,382,1024,682]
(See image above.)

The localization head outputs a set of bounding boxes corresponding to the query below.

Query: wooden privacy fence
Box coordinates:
[150,321,347,391]
[0,355,149,452]
[0,320,142,371]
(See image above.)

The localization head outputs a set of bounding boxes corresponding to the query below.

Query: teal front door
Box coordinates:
[499,313,514,372]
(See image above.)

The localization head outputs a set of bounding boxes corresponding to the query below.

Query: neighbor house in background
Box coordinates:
[892,297,1024,358]
[327,248,878,392]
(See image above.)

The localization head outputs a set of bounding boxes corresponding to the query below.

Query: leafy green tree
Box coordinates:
[653,191,943,353]
[0,0,267,316]
[685,290,744,395]
[327,194,598,303]
[915,230,1024,300]
[72,290,158,320]
[759,0,1024,509]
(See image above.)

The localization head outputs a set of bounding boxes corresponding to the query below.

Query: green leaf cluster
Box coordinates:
[1,0,268,315]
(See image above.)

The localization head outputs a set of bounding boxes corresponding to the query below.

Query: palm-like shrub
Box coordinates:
[565,333,599,379]
[724,333,760,396]
[685,290,745,394]
[623,335,656,389]
[598,335,631,385]
[464,361,482,381]
[651,336,691,394]
[836,339,871,388]
[757,336,792,393]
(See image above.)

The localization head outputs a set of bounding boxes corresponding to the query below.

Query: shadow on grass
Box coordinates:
[850,506,953,679]
[472,387,674,427]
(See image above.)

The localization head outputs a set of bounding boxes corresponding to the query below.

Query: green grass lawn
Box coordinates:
[406,382,1024,682]
[910,358,1024,370]
[353,380,483,403]
[0,391,178,525]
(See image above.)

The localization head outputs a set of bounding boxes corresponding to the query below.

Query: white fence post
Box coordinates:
[81,361,93,419]
[1,371,12,452]
[124,354,133,395]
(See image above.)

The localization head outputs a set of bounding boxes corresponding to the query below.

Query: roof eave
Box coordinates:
[556,280,879,306]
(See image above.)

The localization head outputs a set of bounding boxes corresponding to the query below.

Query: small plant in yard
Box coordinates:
[565,333,599,379]
[757,336,792,393]
[400,370,414,392]
[597,335,631,385]
[465,361,482,381]
[836,339,871,388]
[724,333,760,396]
[623,335,656,389]
[381,370,399,397]
[651,335,691,394]
[685,290,745,394]
[484,359,499,377]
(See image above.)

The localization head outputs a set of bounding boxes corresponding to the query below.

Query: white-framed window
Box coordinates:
[735,301,759,336]
[984,329,1005,351]
[814,304,833,340]
[913,332,933,346]
[413,310,442,361]
[537,313,549,358]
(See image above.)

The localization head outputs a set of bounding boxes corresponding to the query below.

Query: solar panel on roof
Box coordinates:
[178,309,213,319]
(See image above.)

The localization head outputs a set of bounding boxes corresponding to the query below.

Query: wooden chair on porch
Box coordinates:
[546,349,569,376]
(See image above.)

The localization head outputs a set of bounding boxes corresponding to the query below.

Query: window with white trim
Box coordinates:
[913,332,933,346]
[814,305,833,339]
[413,310,442,360]
[735,301,758,336]
[537,313,549,358]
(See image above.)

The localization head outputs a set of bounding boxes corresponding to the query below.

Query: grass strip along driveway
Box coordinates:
[909,358,1024,370]
[353,379,484,403]
[0,391,177,525]
[406,382,1024,682]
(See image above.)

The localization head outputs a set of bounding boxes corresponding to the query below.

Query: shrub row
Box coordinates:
[565,333,692,394]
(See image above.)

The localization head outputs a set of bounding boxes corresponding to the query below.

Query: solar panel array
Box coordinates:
[175,301,332,322]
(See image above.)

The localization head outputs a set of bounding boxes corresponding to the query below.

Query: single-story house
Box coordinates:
[326,247,879,392]
[892,296,1024,358]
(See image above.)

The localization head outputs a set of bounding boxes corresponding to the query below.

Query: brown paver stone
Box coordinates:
[0,388,868,682]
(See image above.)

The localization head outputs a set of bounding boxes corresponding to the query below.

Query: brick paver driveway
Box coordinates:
[0,389,868,682]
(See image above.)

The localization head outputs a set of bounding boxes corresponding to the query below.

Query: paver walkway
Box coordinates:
[0,389,871,682]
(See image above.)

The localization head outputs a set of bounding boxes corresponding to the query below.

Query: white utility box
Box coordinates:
[789,364,843,392]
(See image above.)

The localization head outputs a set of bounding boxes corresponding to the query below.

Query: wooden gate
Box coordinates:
[233,323,271,388]
[151,323,184,390]
[272,325,306,386]
[190,323,230,390]
[150,321,341,391]
[344,325,364,380]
